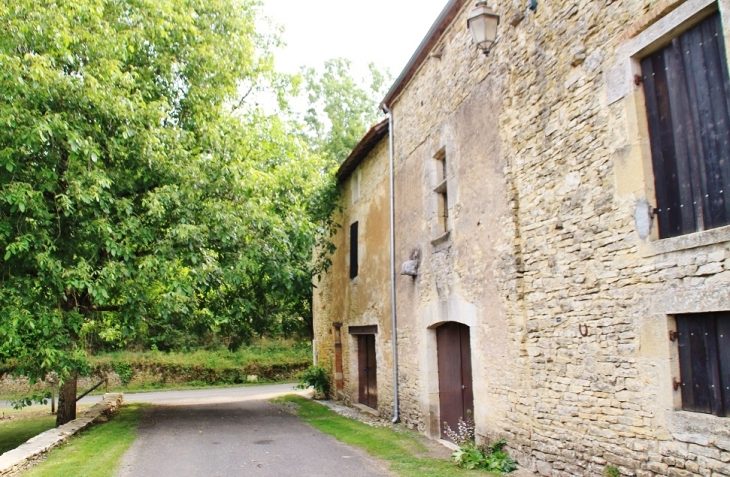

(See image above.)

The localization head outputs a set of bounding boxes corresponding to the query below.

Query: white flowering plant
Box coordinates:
[444,412,517,473]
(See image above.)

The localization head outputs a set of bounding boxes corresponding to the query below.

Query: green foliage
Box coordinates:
[296,365,331,397]
[10,390,51,410]
[275,395,497,477]
[451,440,517,474]
[23,404,147,477]
[302,59,391,164]
[0,0,338,384]
[604,465,621,477]
[112,363,133,385]
[445,415,517,474]
[93,339,312,388]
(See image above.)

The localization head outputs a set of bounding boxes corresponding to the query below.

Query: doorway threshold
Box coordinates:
[438,439,459,451]
[352,403,379,416]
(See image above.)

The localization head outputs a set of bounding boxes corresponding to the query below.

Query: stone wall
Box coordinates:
[314,0,730,475]
[0,393,124,477]
[313,138,395,416]
[387,0,730,476]
[0,373,124,396]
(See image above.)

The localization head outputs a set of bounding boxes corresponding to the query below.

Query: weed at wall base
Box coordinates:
[444,413,517,474]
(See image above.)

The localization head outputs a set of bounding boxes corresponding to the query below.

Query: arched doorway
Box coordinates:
[437,322,474,440]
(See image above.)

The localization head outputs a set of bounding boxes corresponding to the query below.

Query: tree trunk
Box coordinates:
[56,373,77,426]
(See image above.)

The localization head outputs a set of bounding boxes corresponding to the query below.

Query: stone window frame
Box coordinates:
[434,148,449,234]
[351,170,362,204]
[610,0,730,425]
[430,146,452,247]
[608,0,730,257]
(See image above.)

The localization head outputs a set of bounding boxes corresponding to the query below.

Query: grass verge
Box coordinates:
[0,408,56,455]
[22,404,147,477]
[0,339,312,401]
[274,395,498,477]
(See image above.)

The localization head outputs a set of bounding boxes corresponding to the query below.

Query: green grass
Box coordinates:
[275,396,498,477]
[22,404,147,477]
[1,339,312,401]
[90,339,312,369]
[0,408,56,455]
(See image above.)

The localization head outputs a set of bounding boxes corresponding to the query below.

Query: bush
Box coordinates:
[112,363,134,385]
[296,365,331,397]
[445,413,517,473]
[604,465,621,477]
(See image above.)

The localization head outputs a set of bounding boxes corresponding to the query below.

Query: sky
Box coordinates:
[259,0,450,79]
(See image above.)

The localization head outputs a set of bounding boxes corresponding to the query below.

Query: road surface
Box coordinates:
[79,382,306,406]
[111,384,391,477]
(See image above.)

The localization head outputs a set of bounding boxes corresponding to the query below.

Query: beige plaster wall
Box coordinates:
[312,138,394,415]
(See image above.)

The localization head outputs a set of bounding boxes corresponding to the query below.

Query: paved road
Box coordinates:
[79,382,306,406]
[116,389,391,477]
[0,383,303,409]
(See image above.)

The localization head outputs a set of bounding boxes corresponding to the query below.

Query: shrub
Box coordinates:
[296,365,331,397]
[604,465,621,477]
[445,413,517,474]
[112,363,134,385]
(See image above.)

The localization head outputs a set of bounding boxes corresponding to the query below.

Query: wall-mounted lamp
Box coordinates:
[528,0,537,12]
[467,2,500,56]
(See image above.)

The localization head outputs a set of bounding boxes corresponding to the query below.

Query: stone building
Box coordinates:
[313,0,730,475]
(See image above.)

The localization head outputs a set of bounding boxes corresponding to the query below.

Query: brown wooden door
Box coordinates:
[437,322,474,440]
[358,334,377,408]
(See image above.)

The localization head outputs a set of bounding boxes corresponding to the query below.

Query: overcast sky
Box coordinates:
[260,0,450,78]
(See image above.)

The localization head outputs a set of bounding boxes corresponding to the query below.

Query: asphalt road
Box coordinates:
[116,387,391,477]
[78,382,307,406]
[0,383,304,409]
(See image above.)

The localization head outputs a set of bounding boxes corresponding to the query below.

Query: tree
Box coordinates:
[302,59,391,164]
[0,0,335,425]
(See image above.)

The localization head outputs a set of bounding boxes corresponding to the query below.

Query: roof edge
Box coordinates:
[381,0,469,109]
[336,118,390,182]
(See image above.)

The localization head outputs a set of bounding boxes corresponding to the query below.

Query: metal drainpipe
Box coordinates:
[382,103,400,424]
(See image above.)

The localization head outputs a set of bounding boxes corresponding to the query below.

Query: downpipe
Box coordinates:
[382,103,400,424]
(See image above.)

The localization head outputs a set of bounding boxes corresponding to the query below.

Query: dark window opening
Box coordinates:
[676,311,730,417]
[641,12,730,238]
[350,221,358,279]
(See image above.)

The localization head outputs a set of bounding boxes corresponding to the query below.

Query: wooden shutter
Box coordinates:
[641,12,730,238]
[717,312,730,415]
[676,312,729,417]
[349,221,358,279]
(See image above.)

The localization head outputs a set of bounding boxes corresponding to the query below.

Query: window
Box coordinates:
[349,221,358,279]
[675,312,730,416]
[352,170,361,204]
[641,12,730,239]
[434,149,448,233]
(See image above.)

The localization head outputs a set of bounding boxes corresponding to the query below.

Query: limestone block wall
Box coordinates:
[389,24,515,441]
[312,138,394,416]
[386,0,730,476]
[492,0,730,475]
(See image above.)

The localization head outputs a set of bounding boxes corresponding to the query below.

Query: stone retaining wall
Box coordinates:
[0,393,124,477]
